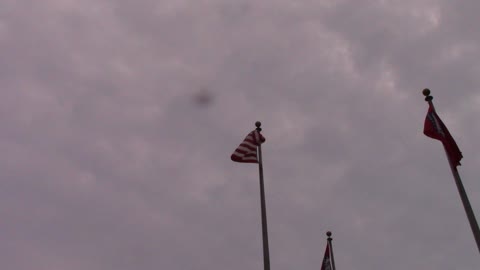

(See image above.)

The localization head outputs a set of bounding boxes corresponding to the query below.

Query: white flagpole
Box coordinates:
[423,88,480,253]
[327,231,336,270]
[256,121,270,270]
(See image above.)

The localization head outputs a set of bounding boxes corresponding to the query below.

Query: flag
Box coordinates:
[231,130,265,163]
[320,243,332,270]
[424,103,463,167]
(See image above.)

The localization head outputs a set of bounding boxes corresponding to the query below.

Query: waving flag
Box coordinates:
[320,243,332,270]
[424,103,463,167]
[231,130,265,163]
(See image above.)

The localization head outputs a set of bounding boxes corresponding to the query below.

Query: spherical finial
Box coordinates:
[422,88,431,97]
[255,121,261,128]
[326,231,332,237]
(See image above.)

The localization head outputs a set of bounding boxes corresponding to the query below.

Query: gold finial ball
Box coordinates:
[326,231,332,237]
[422,88,431,97]
[255,121,261,128]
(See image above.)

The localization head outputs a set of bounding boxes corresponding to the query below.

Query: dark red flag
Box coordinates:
[231,130,265,163]
[424,104,463,167]
[320,243,332,270]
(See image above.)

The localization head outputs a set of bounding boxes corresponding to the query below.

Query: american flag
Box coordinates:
[320,244,332,270]
[231,130,265,163]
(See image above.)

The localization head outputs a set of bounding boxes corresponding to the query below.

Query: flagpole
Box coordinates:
[326,231,337,270]
[423,88,480,253]
[256,121,271,270]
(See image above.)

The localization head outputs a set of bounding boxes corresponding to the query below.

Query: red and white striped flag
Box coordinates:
[320,244,332,270]
[231,130,265,163]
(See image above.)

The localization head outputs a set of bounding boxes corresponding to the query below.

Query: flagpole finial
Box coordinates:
[423,88,433,101]
[325,231,337,270]
[255,121,262,132]
[422,88,430,96]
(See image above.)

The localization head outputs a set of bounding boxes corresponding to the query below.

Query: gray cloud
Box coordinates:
[0,1,479,269]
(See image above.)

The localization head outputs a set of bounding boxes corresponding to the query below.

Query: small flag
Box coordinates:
[231,130,265,163]
[320,243,332,270]
[424,103,463,167]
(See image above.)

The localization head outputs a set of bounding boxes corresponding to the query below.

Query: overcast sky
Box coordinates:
[1,1,480,269]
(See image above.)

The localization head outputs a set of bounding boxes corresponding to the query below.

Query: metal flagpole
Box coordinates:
[256,121,271,270]
[327,231,336,270]
[423,89,480,253]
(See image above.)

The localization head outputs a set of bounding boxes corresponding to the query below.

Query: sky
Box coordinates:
[1,0,480,269]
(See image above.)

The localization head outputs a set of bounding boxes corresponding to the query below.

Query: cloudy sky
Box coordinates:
[1,0,480,269]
